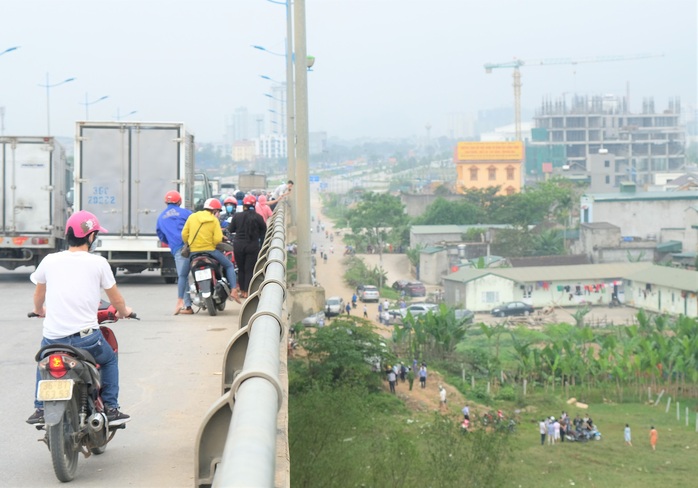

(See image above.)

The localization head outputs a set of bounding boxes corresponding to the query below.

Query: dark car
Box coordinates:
[391,280,409,291]
[490,301,534,317]
[404,281,426,297]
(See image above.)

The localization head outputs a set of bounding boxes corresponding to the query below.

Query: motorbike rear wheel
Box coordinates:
[48,395,80,482]
[216,299,227,312]
[205,296,218,316]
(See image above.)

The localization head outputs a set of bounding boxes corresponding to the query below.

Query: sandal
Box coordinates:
[229,288,242,304]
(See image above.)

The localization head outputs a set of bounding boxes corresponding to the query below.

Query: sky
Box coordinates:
[1,0,696,143]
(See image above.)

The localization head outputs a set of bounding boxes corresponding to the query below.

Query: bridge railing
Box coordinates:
[195,204,288,488]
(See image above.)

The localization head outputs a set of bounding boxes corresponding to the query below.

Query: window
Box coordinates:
[505,186,516,195]
[604,160,610,168]
[506,166,515,180]
[469,167,478,181]
[482,291,499,304]
[488,167,496,181]
[605,175,610,184]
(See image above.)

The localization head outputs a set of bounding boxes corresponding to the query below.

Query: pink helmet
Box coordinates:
[66,210,108,238]
[258,195,267,204]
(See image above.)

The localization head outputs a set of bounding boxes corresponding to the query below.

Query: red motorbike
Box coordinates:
[28,301,138,482]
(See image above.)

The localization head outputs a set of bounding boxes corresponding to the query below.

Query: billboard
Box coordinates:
[456,141,524,161]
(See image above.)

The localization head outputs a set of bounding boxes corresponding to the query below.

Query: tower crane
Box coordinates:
[484,53,663,141]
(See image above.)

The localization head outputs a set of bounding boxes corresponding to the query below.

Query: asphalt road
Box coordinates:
[0,266,239,487]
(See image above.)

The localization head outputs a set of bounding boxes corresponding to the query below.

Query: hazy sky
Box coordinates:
[1,0,696,142]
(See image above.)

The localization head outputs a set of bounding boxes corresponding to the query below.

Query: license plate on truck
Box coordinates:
[195,268,212,281]
[37,379,74,401]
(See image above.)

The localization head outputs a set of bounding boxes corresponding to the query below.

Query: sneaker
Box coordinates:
[26,408,44,425]
[106,407,131,426]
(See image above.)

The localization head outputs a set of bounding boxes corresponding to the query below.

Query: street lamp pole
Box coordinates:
[82,93,109,120]
[294,0,311,285]
[114,108,138,121]
[285,0,296,221]
[38,73,75,135]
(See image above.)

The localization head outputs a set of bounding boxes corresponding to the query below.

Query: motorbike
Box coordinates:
[29,301,138,482]
[188,241,235,316]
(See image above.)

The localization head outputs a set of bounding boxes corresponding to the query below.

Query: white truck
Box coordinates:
[0,136,70,271]
[74,121,212,282]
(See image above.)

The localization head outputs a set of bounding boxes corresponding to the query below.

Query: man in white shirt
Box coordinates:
[269,180,293,210]
[27,211,133,426]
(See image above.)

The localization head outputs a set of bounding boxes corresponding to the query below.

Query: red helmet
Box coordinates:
[164,190,182,205]
[66,210,107,238]
[224,197,237,205]
[204,198,222,210]
[243,195,256,206]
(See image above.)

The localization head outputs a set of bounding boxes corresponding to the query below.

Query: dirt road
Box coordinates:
[310,193,464,416]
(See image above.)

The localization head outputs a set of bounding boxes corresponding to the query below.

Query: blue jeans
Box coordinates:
[174,248,192,307]
[209,249,237,288]
[35,329,119,409]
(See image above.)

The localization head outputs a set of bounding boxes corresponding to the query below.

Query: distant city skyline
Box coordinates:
[1,0,695,142]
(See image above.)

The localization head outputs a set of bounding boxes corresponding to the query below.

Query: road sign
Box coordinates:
[309,174,320,182]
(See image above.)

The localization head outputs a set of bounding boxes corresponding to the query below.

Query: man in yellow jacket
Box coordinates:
[182,198,240,302]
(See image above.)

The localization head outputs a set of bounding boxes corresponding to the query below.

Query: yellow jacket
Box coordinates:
[181,210,222,252]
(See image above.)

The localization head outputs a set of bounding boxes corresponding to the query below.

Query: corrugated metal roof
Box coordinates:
[444,262,653,284]
[585,191,698,202]
[421,246,445,254]
[411,224,512,235]
[656,240,682,253]
[625,266,698,292]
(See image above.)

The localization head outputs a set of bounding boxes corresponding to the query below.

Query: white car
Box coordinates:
[301,311,326,327]
[398,303,438,318]
[360,285,380,302]
[325,296,345,317]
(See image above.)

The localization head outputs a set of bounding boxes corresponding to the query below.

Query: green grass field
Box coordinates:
[505,400,698,487]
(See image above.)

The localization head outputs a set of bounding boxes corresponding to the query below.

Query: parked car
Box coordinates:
[454,308,475,323]
[399,302,438,318]
[490,301,534,317]
[325,296,345,317]
[404,281,427,297]
[301,311,326,327]
[360,285,380,302]
[391,280,409,291]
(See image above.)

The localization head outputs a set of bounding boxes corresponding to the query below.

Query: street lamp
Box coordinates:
[0,46,20,57]
[260,74,284,84]
[114,109,138,121]
[38,73,75,135]
[81,93,109,120]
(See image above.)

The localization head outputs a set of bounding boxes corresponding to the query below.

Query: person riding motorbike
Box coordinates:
[27,210,133,426]
[220,196,237,230]
[228,195,267,299]
[182,198,240,303]
[156,190,194,315]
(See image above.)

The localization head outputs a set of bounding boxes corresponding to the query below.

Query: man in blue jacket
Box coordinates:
[157,190,194,314]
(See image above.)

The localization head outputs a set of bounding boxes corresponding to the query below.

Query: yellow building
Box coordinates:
[454,141,524,195]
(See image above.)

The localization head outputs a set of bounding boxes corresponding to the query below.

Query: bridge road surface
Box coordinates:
[0,267,235,487]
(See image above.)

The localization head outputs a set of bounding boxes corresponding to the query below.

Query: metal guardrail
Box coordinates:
[195,205,287,488]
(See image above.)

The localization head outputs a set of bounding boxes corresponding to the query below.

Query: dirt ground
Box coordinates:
[308,194,640,418]
[310,194,465,417]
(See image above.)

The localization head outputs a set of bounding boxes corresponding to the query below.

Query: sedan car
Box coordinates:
[404,281,426,297]
[399,302,438,318]
[301,311,326,327]
[360,285,380,302]
[490,301,534,317]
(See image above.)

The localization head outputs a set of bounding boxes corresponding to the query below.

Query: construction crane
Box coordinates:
[484,53,664,141]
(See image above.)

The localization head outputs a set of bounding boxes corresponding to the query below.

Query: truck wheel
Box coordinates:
[205,296,218,316]
[164,277,176,284]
